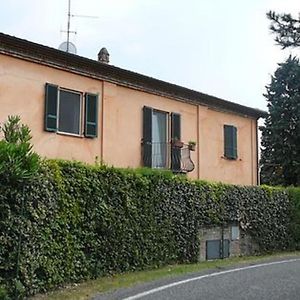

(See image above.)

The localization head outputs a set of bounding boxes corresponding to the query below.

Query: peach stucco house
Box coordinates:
[0,32,266,185]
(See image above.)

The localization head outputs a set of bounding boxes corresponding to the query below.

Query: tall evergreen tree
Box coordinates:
[260,56,300,186]
[267,11,300,49]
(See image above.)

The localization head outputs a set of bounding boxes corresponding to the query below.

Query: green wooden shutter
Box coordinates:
[232,126,237,158]
[143,106,152,167]
[171,113,181,171]
[84,93,98,138]
[224,125,237,159]
[45,83,58,132]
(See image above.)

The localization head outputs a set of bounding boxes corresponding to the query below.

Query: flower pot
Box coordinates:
[188,144,196,151]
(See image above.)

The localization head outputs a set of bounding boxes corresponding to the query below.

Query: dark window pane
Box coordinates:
[58,90,81,134]
[224,125,237,159]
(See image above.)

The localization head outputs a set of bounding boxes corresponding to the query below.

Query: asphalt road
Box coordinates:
[93,257,300,300]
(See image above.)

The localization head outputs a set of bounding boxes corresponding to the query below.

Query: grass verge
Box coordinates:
[30,251,300,300]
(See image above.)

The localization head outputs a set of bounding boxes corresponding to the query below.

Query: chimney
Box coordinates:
[98,47,110,64]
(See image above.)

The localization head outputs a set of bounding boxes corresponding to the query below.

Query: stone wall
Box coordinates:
[198,224,259,261]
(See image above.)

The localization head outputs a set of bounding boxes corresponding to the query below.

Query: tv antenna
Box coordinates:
[59,0,98,53]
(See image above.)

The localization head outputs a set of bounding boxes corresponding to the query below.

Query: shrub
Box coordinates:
[288,187,300,249]
[0,285,10,300]
[0,159,298,298]
[0,116,39,183]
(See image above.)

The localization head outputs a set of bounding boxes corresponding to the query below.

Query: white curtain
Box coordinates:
[152,111,167,168]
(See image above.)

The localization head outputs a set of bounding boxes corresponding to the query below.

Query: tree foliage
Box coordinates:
[0,116,39,184]
[260,56,300,186]
[267,10,300,49]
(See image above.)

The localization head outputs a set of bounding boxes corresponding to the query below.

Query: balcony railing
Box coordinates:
[142,141,195,173]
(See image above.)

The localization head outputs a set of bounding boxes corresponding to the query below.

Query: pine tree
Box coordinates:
[267,11,300,49]
[260,56,300,186]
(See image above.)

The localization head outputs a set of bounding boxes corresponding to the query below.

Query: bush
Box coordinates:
[0,115,39,183]
[0,159,299,298]
[288,187,300,249]
[0,285,10,300]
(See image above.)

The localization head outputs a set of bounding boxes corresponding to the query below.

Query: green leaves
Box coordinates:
[0,159,299,298]
[260,56,300,186]
[0,116,39,184]
[267,11,300,49]
[1,116,32,144]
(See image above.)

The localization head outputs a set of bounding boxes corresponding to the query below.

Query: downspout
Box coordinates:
[250,119,254,185]
[197,105,200,179]
[100,81,104,163]
[256,118,259,185]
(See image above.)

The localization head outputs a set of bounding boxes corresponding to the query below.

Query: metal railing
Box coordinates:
[142,141,195,173]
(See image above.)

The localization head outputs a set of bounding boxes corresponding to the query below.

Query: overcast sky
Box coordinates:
[1,0,299,111]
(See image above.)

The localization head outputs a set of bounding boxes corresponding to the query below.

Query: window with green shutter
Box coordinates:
[142,107,182,171]
[58,90,81,135]
[44,83,99,138]
[224,125,237,159]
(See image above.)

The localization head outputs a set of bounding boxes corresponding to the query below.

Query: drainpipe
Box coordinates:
[197,105,200,179]
[100,81,104,163]
[256,118,260,185]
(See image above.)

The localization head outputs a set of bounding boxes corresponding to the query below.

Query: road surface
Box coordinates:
[93,257,300,300]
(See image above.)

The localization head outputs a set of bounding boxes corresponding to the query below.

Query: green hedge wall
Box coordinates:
[0,160,298,298]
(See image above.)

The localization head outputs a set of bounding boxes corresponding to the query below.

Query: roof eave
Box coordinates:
[0,32,267,119]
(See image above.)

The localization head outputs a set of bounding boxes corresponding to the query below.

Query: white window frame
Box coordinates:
[57,88,83,137]
[151,109,170,169]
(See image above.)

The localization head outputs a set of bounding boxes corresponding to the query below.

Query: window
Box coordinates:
[224,125,237,159]
[58,90,81,135]
[45,83,98,138]
[142,106,181,170]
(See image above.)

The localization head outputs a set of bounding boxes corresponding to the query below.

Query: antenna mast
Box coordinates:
[61,0,98,53]
[67,0,71,52]
[61,0,77,53]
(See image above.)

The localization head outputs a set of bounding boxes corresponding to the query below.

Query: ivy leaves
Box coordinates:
[0,160,298,298]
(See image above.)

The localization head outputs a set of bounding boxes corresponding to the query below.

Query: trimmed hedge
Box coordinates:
[0,160,299,298]
[288,187,300,249]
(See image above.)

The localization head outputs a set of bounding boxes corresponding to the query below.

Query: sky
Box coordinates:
[1,0,299,111]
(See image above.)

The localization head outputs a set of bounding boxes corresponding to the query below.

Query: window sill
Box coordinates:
[221,156,241,161]
[57,131,84,138]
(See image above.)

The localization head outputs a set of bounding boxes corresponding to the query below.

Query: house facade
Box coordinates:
[0,33,265,185]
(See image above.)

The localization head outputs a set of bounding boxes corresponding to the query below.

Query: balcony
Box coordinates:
[142,141,195,173]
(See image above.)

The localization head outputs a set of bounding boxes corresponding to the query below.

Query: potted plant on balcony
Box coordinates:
[172,137,184,148]
[188,140,196,151]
